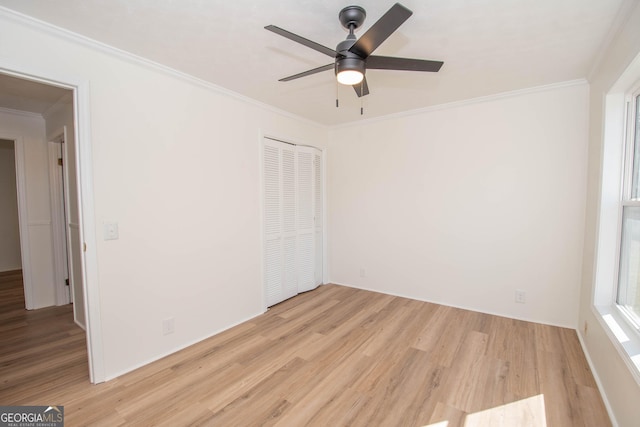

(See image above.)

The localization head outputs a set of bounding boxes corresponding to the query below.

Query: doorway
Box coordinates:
[0,69,102,383]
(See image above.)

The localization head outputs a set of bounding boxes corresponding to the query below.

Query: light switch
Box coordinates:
[104,222,119,240]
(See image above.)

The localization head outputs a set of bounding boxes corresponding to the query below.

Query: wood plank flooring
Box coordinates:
[0,274,610,426]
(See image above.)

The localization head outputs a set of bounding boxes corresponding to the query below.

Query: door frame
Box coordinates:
[0,63,105,383]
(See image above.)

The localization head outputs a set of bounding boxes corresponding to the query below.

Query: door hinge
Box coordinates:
[58,158,63,166]
[83,243,87,252]
[65,278,70,287]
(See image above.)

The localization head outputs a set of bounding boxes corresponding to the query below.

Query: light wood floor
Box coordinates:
[1,273,610,426]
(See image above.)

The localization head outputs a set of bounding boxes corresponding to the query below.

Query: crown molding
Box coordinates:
[0,6,326,129]
[330,79,589,130]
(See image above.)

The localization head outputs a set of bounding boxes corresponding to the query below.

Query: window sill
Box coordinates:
[594,304,640,386]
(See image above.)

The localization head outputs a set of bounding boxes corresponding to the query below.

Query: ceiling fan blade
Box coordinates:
[367,55,443,72]
[265,25,336,58]
[279,63,334,82]
[353,76,370,97]
[348,3,412,58]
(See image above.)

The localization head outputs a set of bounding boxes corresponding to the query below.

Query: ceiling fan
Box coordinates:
[265,3,443,99]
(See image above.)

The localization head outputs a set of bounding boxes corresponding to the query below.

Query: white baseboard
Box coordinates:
[104,310,266,381]
[329,281,574,329]
[576,330,619,427]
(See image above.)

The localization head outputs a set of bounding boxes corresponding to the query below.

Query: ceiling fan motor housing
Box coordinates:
[335,36,365,78]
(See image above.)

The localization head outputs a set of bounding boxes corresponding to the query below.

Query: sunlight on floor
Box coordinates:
[464,394,546,426]
[424,394,547,427]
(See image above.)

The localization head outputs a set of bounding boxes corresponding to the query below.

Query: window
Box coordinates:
[594,55,640,385]
[618,90,640,330]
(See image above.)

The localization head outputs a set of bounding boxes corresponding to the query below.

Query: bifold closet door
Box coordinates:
[263,139,322,306]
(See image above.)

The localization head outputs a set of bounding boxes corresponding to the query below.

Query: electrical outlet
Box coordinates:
[584,321,588,335]
[359,268,366,278]
[163,317,175,335]
[515,290,526,304]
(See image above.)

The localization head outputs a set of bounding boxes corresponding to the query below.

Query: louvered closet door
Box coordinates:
[263,139,298,307]
[263,139,323,305]
[296,147,316,293]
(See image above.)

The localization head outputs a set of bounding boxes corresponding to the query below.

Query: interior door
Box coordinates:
[49,131,71,305]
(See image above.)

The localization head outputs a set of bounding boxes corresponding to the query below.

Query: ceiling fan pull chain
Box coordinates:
[336,80,339,108]
[360,81,364,115]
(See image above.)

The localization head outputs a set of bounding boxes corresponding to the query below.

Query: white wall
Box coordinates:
[0,12,328,379]
[0,138,21,272]
[328,83,589,328]
[579,2,640,426]
[0,110,56,308]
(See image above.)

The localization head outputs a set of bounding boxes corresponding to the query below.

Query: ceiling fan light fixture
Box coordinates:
[337,69,364,85]
[335,56,365,85]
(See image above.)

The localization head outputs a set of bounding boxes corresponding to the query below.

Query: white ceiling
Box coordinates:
[0,0,631,125]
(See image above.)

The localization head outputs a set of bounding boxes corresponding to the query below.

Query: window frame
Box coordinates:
[616,87,640,333]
